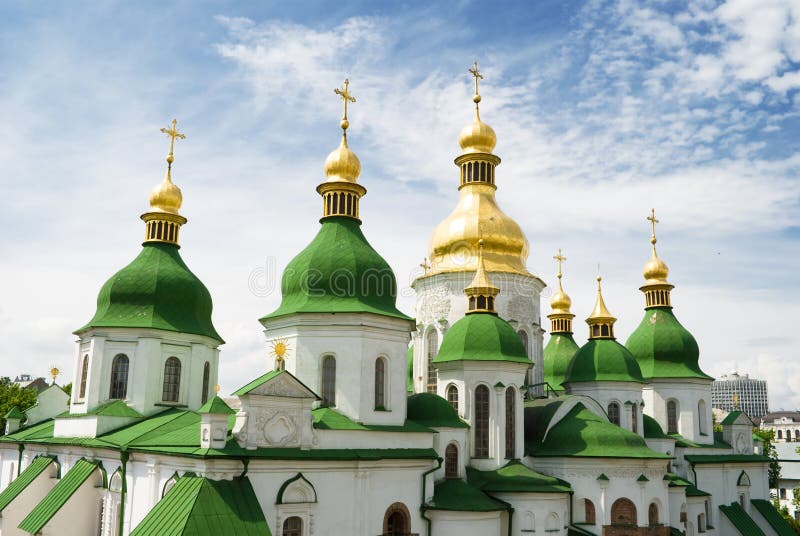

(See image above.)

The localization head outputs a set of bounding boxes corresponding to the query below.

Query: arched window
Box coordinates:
[585,499,596,524]
[795,430,799,439]
[474,385,490,458]
[778,429,784,439]
[608,402,620,426]
[611,498,637,526]
[698,400,707,435]
[426,330,438,393]
[383,503,411,536]
[201,362,211,405]
[546,513,559,532]
[282,516,302,536]
[649,502,659,526]
[446,384,458,412]
[445,444,458,478]
[667,400,678,434]
[321,355,336,407]
[632,403,638,434]
[518,330,529,357]
[109,354,129,400]
[78,355,89,399]
[505,387,516,459]
[374,358,386,409]
[162,357,181,403]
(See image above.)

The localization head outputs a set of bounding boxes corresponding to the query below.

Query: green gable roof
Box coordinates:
[312,407,432,433]
[625,307,711,380]
[19,459,102,534]
[5,407,24,420]
[198,396,235,415]
[434,313,529,364]
[721,410,754,426]
[0,456,56,513]
[77,243,222,342]
[527,403,670,459]
[231,370,318,399]
[261,217,410,322]
[719,502,765,535]
[751,499,797,536]
[425,479,508,512]
[543,333,579,391]
[564,338,644,384]
[59,400,143,418]
[130,476,270,536]
[407,393,469,429]
[467,460,571,494]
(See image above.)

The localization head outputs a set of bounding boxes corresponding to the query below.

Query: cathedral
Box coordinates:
[0,66,790,536]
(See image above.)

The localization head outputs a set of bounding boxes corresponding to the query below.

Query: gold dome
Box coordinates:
[458,115,497,155]
[323,135,361,183]
[428,183,530,275]
[149,168,183,215]
[643,251,669,284]
[550,281,572,314]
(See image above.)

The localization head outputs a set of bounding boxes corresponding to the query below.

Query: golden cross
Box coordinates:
[419,257,431,274]
[160,119,186,163]
[334,79,356,121]
[469,60,483,96]
[647,208,659,250]
[553,248,566,278]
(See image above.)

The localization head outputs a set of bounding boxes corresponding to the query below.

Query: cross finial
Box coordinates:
[647,208,660,251]
[160,119,186,169]
[334,78,356,134]
[553,248,566,280]
[468,60,484,117]
[419,257,431,275]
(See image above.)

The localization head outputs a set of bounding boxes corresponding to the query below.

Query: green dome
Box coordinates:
[77,243,222,342]
[407,393,468,428]
[526,402,669,459]
[434,313,530,365]
[543,333,579,391]
[643,414,669,439]
[261,217,409,321]
[625,307,712,380]
[564,338,644,384]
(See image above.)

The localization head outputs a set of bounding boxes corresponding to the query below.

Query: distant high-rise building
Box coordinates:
[712,371,769,419]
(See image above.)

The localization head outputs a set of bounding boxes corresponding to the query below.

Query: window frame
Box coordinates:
[161,356,182,403]
[109,354,129,400]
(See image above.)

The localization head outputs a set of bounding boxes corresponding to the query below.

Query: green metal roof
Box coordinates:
[543,333,579,391]
[719,502,765,535]
[0,456,56,513]
[312,407,433,433]
[197,396,235,415]
[466,460,571,494]
[643,415,670,439]
[19,459,102,534]
[130,475,270,536]
[77,242,223,342]
[434,312,530,364]
[407,393,469,429]
[231,370,318,399]
[527,403,670,459]
[60,400,143,418]
[625,307,711,380]
[564,338,644,384]
[5,407,24,420]
[721,410,754,426]
[261,217,410,321]
[684,454,770,464]
[425,479,508,512]
[751,499,797,536]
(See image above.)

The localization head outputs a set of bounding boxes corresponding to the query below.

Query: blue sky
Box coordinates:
[1,0,798,407]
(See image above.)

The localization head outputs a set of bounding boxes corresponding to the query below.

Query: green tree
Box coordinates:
[755,428,781,489]
[0,377,38,432]
[62,382,72,397]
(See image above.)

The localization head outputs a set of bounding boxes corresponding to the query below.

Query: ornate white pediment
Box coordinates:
[244,371,318,400]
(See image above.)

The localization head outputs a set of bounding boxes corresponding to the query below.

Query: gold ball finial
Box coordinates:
[150,119,186,214]
[473,94,481,104]
[550,249,572,313]
[643,208,670,283]
[325,79,361,183]
[459,61,497,154]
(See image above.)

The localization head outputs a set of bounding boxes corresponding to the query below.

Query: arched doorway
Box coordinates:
[611,498,637,526]
[383,502,411,536]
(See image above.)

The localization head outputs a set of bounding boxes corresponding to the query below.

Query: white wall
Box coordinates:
[643,378,713,444]
[428,510,504,536]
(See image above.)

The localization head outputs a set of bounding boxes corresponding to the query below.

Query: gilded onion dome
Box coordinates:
[426,61,530,276]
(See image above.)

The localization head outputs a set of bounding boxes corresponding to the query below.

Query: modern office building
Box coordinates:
[712,371,769,420]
